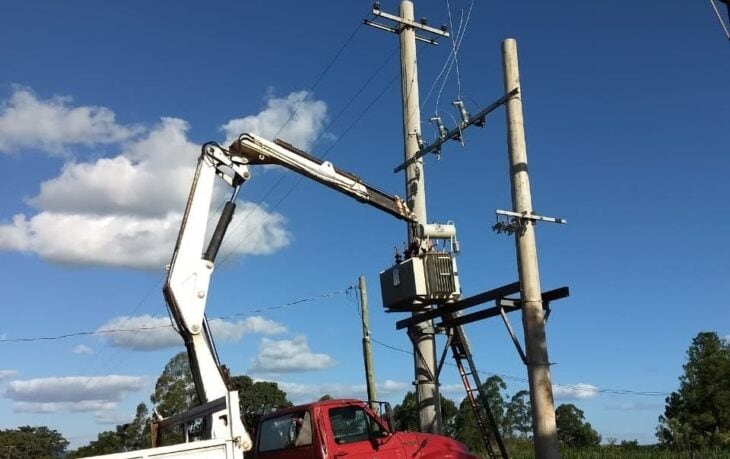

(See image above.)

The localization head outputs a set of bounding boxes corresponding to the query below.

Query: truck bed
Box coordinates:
[85,438,243,459]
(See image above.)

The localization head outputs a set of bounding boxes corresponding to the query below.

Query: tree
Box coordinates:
[441,396,459,437]
[503,389,532,438]
[392,391,458,436]
[393,391,419,432]
[69,403,151,458]
[555,403,601,447]
[0,426,68,459]
[151,351,199,418]
[69,430,124,458]
[657,332,730,449]
[230,375,292,430]
[454,376,507,452]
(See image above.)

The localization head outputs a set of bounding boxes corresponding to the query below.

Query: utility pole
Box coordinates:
[502,38,560,459]
[399,0,439,435]
[359,275,378,409]
[364,0,449,435]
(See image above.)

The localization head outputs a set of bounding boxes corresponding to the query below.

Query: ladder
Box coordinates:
[450,324,509,459]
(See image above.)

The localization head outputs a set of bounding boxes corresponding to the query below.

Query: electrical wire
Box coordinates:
[215,68,401,267]
[214,47,399,268]
[709,0,730,40]
[445,0,464,100]
[273,22,363,140]
[311,46,398,150]
[0,287,354,344]
[368,336,670,398]
[433,0,475,115]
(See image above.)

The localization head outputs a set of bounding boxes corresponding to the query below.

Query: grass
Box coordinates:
[469,439,730,459]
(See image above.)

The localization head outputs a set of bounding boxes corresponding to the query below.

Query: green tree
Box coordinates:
[555,403,601,447]
[454,376,507,452]
[230,375,292,430]
[151,351,199,417]
[657,331,730,449]
[0,426,68,459]
[69,430,124,458]
[147,352,201,446]
[392,391,458,436]
[441,396,459,437]
[503,389,532,438]
[393,391,419,432]
[69,403,151,458]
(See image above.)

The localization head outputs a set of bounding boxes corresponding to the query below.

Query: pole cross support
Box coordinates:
[393,88,519,173]
[364,5,450,45]
[492,209,567,236]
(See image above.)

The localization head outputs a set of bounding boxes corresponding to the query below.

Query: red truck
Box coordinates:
[254,399,479,459]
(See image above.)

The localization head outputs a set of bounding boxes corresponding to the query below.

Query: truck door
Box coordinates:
[256,409,316,459]
[325,404,404,459]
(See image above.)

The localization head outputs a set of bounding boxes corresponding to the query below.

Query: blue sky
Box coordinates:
[1,0,729,449]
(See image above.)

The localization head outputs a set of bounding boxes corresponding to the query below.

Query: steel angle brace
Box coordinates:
[438,287,570,366]
[395,282,522,331]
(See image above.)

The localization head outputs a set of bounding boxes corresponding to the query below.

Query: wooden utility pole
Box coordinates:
[359,276,378,408]
[502,38,560,459]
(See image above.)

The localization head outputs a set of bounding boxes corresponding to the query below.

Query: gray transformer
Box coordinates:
[379,253,461,312]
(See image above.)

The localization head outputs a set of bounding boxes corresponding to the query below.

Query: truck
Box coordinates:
[86,133,476,459]
[254,398,476,459]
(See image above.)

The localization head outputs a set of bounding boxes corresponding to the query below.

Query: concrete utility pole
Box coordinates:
[399,0,441,435]
[502,38,560,459]
[358,276,378,409]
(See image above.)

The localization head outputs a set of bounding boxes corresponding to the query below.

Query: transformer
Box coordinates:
[379,252,460,312]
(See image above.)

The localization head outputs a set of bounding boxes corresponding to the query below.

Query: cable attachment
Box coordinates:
[452,100,470,126]
[430,116,448,141]
[416,132,425,151]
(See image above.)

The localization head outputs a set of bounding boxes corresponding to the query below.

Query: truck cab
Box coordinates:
[254,399,478,459]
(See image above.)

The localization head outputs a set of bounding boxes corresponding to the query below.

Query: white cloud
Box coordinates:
[72,344,94,355]
[4,375,145,404]
[553,383,599,401]
[14,400,117,414]
[209,316,287,341]
[0,370,18,380]
[29,117,194,216]
[439,383,467,395]
[0,117,291,269]
[249,336,336,374]
[0,86,140,154]
[221,91,327,149]
[96,315,179,350]
[272,379,407,405]
[380,380,408,394]
[96,315,286,351]
[605,402,663,411]
[95,412,135,426]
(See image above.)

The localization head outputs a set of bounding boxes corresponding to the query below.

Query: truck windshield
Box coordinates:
[328,406,383,444]
[258,410,312,452]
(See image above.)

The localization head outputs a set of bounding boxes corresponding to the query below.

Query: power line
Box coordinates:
[273,22,363,140]
[215,46,399,267]
[368,336,670,397]
[0,287,354,344]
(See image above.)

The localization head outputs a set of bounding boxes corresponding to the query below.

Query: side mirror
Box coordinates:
[369,401,395,432]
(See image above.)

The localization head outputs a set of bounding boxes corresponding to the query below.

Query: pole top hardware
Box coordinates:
[493,209,567,236]
[394,88,519,173]
[363,4,449,45]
